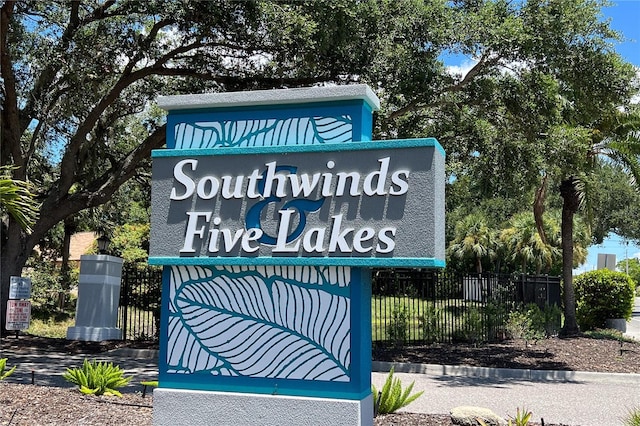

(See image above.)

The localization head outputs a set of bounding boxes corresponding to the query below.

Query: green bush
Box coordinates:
[542,303,563,336]
[417,305,441,343]
[574,269,635,331]
[465,306,484,344]
[506,309,536,342]
[387,304,410,345]
[484,300,510,341]
[506,304,562,342]
[63,359,132,397]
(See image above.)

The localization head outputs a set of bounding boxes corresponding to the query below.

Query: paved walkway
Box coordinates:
[0,347,158,391]
[372,362,640,426]
[2,299,640,425]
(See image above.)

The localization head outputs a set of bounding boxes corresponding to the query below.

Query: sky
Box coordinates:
[574,0,640,273]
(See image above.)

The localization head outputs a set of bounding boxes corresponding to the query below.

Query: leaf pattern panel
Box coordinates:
[173,116,352,149]
[166,265,351,382]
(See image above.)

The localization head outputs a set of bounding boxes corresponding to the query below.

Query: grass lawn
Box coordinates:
[26,317,75,339]
[372,296,486,343]
[25,297,490,344]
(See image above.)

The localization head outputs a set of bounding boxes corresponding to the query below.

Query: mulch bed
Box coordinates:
[374,336,640,374]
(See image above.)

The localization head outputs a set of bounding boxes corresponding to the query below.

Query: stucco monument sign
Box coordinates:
[150,85,445,426]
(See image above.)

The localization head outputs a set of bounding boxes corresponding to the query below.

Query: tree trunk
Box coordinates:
[0,218,31,334]
[560,177,580,335]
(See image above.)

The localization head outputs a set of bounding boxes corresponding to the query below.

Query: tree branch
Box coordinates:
[19,0,118,135]
[122,18,176,76]
[387,52,501,120]
[32,124,167,240]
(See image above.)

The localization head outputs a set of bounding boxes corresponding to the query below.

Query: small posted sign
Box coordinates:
[9,276,32,300]
[6,300,31,331]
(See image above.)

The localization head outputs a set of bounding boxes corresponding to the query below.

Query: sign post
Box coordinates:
[150,85,445,426]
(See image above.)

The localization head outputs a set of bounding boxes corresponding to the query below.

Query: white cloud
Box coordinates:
[573,263,596,275]
[445,59,478,80]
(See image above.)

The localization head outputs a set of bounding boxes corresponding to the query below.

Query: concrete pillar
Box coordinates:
[66,254,123,341]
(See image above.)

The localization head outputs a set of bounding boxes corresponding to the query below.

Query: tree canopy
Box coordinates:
[2,0,639,331]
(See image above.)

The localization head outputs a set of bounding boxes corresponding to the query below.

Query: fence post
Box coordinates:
[120,265,129,340]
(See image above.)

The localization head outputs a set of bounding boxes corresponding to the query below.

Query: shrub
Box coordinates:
[0,358,15,380]
[372,368,424,416]
[63,359,132,397]
[387,304,410,345]
[506,309,535,341]
[574,270,635,331]
[484,300,510,341]
[542,303,562,336]
[506,304,563,343]
[465,306,484,344]
[508,407,533,426]
[417,304,441,343]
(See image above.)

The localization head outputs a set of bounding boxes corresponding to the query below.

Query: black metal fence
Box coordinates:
[372,269,561,345]
[116,264,561,344]
[118,263,162,341]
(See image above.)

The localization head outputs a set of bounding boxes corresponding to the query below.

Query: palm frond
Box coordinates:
[0,166,40,233]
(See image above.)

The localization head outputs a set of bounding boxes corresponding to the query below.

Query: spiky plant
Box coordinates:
[0,358,16,380]
[63,359,131,397]
[372,367,424,416]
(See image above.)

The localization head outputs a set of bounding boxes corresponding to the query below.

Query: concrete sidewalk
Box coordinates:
[371,361,640,426]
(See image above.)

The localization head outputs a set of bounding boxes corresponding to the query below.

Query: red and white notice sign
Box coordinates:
[6,300,31,330]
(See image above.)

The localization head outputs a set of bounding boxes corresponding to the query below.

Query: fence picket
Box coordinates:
[118,263,162,341]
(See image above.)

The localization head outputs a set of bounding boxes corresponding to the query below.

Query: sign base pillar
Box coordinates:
[153,388,373,426]
[66,326,122,341]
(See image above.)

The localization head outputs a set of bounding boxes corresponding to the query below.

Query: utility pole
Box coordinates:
[626,240,629,275]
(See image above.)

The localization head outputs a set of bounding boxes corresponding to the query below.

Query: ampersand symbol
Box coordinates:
[245,165,325,245]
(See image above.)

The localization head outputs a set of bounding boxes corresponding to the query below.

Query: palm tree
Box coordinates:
[556,111,640,335]
[500,212,560,274]
[448,212,497,274]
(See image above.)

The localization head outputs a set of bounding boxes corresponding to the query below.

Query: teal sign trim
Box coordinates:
[153,137,445,159]
[158,379,374,401]
[150,140,446,266]
[149,256,446,268]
